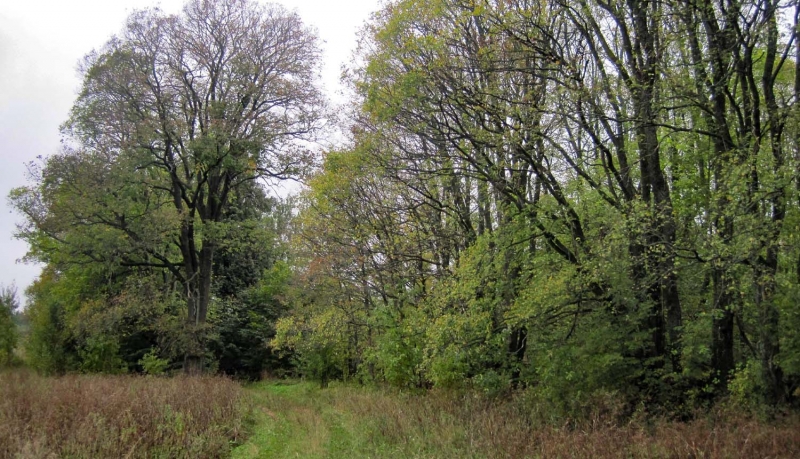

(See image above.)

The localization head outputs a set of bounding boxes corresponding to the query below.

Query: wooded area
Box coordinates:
[6,0,800,419]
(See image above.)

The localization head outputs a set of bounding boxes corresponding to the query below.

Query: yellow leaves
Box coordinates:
[272,304,352,354]
[509,263,577,324]
[272,316,302,351]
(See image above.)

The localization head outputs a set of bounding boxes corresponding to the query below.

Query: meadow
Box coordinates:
[234,381,800,459]
[2,371,799,458]
[0,370,246,458]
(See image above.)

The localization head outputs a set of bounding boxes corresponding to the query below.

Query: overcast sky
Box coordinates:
[0,0,380,305]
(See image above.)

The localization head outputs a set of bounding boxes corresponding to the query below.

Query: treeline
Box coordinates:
[274,0,800,414]
[7,0,800,417]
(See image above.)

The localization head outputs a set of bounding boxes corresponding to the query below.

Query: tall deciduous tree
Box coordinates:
[12,0,326,373]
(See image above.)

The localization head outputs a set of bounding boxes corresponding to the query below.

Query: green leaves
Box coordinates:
[275,0,800,412]
[0,286,19,367]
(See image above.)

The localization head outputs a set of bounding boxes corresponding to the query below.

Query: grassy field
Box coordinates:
[0,370,247,458]
[233,381,800,459]
[2,371,798,458]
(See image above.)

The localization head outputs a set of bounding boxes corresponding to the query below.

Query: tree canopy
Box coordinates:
[9,0,800,416]
[273,0,800,411]
[12,0,325,374]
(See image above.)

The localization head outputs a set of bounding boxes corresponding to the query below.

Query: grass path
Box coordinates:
[229,381,364,459]
[230,382,328,459]
[229,381,469,459]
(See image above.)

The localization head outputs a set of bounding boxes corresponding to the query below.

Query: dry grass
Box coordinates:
[325,385,800,458]
[0,369,247,459]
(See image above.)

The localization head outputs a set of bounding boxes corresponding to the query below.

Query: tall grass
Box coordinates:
[0,370,247,458]
[308,384,800,458]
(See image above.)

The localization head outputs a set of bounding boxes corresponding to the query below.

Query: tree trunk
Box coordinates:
[756,0,787,405]
[508,326,527,386]
[711,265,735,391]
[182,239,215,375]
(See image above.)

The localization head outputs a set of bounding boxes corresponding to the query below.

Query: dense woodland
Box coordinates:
[5,0,800,418]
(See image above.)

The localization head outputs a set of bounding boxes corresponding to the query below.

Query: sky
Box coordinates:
[0,0,381,305]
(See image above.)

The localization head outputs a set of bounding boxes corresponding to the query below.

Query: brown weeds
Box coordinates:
[327,386,800,458]
[0,369,246,459]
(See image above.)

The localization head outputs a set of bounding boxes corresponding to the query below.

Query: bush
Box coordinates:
[79,335,127,374]
[139,348,170,375]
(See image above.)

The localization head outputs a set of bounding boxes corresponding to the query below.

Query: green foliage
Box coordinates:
[727,361,765,411]
[139,349,170,376]
[364,308,424,387]
[275,0,800,417]
[23,264,184,375]
[23,269,79,373]
[79,335,127,374]
[273,307,350,386]
[0,285,19,367]
[10,0,325,378]
[6,0,800,424]
[208,194,296,379]
[209,269,291,381]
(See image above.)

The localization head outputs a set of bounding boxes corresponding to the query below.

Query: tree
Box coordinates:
[209,187,295,380]
[0,285,19,366]
[12,0,326,373]
[278,0,800,411]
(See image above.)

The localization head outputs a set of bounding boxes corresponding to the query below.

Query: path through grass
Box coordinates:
[230,381,480,459]
[231,382,329,458]
[232,381,800,459]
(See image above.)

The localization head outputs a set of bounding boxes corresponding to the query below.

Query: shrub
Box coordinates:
[139,348,170,375]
